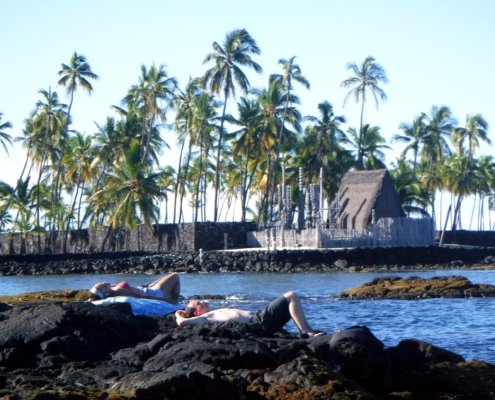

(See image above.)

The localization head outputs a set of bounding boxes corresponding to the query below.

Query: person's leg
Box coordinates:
[283,291,322,336]
[152,274,181,304]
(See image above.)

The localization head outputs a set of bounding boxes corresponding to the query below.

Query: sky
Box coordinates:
[1,0,494,227]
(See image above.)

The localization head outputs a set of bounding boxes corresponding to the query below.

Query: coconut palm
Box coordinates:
[32,88,67,250]
[189,92,220,222]
[157,166,176,223]
[421,105,457,212]
[389,157,430,217]
[202,28,262,222]
[347,124,391,169]
[124,63,176,163]
[451,114,490,232]
[0,120,35,228]
[174,78,201,223]
[341,56,388,170]
[253,80,301,222]
[304,100,346,183]
[227,97,265,221]
[92,141,164,230]
[62,132,96,227]
[269,56,309,221]
[0,113,13,155]
[391,115,428,177]
[55,52,98,206]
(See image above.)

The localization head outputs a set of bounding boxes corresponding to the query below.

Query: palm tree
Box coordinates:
[55,52,99,206]
[421,105,456,209]
[190,92,220,222]
[202,28,262,222]
[269,56,309,221]
[254,80,301,222]
[391,115,428,177]
[62,132,96,228]
[92,141,164,230]
[227,97,264,221]
[0,117,30,228]
[174,78,201,223]
[389,157,430,216]
[124,63,176,163]
[157,166,176,223]
[0,113,13,155]
[304,100,346,183]
[341,56,388,170]
[451,114,490,233]
[347,124,391,169]
[32,88,67,250]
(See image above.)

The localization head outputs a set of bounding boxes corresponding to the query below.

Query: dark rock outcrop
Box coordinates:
[338,275,495,300]
[0,301,494,399]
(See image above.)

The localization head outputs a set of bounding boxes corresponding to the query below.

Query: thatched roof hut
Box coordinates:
[337,169,405,229]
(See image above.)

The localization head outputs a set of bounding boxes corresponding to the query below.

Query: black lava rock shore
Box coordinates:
[1,300,495,399]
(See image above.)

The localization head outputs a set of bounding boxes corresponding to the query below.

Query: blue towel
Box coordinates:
[92,296,184,317]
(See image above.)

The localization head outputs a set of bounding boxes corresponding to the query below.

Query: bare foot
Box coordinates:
[307,331,325,337]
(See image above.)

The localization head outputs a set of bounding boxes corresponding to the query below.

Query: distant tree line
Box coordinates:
[0,29,491,253]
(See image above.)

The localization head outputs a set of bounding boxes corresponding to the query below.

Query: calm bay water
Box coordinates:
[1,269,495,363]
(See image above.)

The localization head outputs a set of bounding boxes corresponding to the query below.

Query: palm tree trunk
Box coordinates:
[412,148,418,179]
[63,175,82,253]
[195,124,205,223]
[173,137,186,223]
[179,139,193,223]
[213,86,229,223]
[425,157,434,214]
[240,150,250,223]
[469,193,476,230]
[36,126,51,253]
[243,158,259,222]
[263,157,271,224]
[142,114,154,162]
[269,86,291,222]
[310,138,325,184]
[357,97,365,170]
[54,90,74,206]
[79,163,107,229]
[452,140,472,238]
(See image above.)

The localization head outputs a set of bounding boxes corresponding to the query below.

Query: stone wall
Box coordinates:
[2,245,495,276]
[435,230,495,247]
[0,222,257,255]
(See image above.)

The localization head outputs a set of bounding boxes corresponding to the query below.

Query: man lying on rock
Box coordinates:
[175,291,324,337]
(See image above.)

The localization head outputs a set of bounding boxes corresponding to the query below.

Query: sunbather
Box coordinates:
[175,291,323,336]
[88,273,181,305]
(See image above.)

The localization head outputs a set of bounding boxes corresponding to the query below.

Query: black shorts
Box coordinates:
[252,295,291,334]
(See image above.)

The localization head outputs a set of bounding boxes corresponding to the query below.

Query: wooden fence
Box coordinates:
[247,217,435,249]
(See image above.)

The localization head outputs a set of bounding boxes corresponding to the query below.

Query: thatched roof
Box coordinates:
[337,169,405,229]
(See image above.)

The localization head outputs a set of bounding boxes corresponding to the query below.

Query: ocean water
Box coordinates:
[1,269,495,363]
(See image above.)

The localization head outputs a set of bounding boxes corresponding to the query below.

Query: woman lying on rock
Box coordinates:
[88,273,181,304]
[175,291,323,337]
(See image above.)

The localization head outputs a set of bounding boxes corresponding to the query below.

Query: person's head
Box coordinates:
[88,282,112,301]
[184,300,210,318]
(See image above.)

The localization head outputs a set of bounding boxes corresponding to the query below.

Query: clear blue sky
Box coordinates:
[1,0,494,226]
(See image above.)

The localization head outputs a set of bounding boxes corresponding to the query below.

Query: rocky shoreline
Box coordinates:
[1,299,495,400]
[2,246,495,276]
[338,275,495,300]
